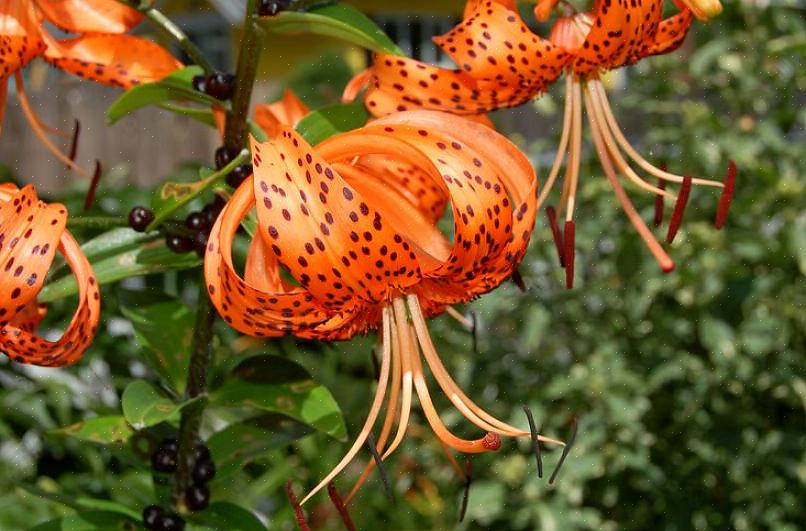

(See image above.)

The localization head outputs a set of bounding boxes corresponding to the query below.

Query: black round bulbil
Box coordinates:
[128,206,154,232]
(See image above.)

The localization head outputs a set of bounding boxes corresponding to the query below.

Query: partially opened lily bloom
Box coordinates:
[0,183,100,367]
[351,0,735,283]
[204,110,564,504]
[0,0,181,170]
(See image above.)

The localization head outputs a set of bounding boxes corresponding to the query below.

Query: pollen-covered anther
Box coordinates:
[546,206,565,267]
[285,481,311,531]
[327,482,356,531]
[714,161,737,230]
[654,177,667,228]
[482,432,501,451]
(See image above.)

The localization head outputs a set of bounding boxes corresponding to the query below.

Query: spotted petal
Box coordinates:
[43,33,182,89]
[0,185,100,367]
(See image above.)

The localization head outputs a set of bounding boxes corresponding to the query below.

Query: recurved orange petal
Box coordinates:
[251,131,423,311]
[0,185,100,367]
[43,33,181,88]
[0,2,46,85]
[644,9,693,57]
[254,89,310,134]
[34,0,143,34]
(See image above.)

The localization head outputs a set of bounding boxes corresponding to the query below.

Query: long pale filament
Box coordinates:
[13,73,90,178]
[380,298,415,460]
[345,310,404,504]
[537,74,575,210]
[589,79,723,189]
[407,295,564,446]
[300,307,393,506]
[583,89,675,272]
[584,80,673,199]
[559,77,582,222]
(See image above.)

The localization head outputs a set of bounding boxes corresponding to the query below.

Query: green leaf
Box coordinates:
[107,65,223,124]
[191,502,267,531]
[211,355,346,440]
[296,102,369,145]
[29,511,138,531]
[52,416,134,445]
[206,413,313,480]
[18,485,142,521]
[159,103,268,141]
[121,381,197,429]
[147,150,249,230]
[38,240,201,303]
[119,293,195,394]
[261,3,403,55]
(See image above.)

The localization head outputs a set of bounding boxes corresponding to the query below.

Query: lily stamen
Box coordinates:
[523,405,544,478]
[654,176,667,228]
[546,206,566,267]
[13,73,92,178]
[715,161,737,229]
[327,482,356,531]
[458,457,473,523]
[666,176,693,244]
[548,416,578,485]
[285,481,311,531]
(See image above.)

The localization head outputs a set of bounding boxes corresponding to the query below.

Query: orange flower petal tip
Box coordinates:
[0,184,100,367]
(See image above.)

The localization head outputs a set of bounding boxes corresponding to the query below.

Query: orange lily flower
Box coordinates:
[254,89,310,131]
[350,0,734,283]
[0,182,100,367]
[0,0,181,171]
[204,110,564,504]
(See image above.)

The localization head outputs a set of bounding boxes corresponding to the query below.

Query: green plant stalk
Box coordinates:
[67,216,128,230]
[224,0,263,150]
[137,3,217,74]
[170,0,264,507]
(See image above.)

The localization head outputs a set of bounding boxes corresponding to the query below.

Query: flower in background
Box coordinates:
[0,0,181,172]
[348,0,735,285]
[204,110,564,506]
[0,183,100,367]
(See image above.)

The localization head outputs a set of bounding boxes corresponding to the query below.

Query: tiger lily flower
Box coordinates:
[350,0,734,284]
[0,0,181,172]
[204,110,564,505]
[0,183,100,367]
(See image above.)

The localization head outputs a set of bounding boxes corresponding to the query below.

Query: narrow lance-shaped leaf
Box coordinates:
[147,149,250,230]
[260,3,403,56]
[51,416,134,445]
[106,65,224,124]
[295,102,370,145]
[121,381,199,429]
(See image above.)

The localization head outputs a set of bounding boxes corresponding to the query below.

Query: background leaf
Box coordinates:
[260,4,403,55]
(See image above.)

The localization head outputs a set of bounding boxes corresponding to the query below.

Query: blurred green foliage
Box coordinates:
[1,2,804,530]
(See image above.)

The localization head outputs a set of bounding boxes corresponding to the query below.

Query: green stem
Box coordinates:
[67,216,128,230]
[224,0,263,150]
[138,4,217,74]
[170,0,264,509]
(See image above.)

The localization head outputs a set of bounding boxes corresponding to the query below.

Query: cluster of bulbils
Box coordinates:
[142,437,217,531]
[128,200,223,257]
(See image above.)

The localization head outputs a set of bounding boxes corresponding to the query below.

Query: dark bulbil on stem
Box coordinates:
[129,206,155,232]
[258,0,291,16]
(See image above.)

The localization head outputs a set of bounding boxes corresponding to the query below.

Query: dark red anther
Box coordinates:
[653,178,667,228]
[564,220,575,289]
[327,482,356,531]
[511,269,527,292]
[67,119,80,167]
[549,416,578,485]
[545,206,565,267]
[285,481,311,531]
[83,161,102,211]
[522,405,543,478]
[666,176,692,244]
[458,458,473,523]
[715,160,736,230]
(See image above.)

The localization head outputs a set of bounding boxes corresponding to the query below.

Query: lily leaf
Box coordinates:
[261,3,403,56]
[38,240,201,303]
[191,502,268,531]
[206,413,313,480]
[29,510,138,531]
[106,65,222,124]
[52,416,134,445]
[121,381,198,429]
[211,355,346,440]
[147,150,250,230]
[119,291,195,393]
[296,101,369,145]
